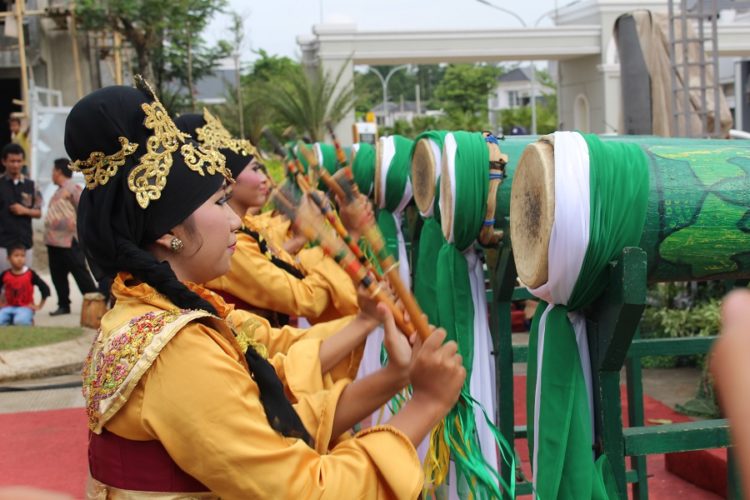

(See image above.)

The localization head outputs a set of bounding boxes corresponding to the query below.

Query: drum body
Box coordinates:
[510,136,750,286]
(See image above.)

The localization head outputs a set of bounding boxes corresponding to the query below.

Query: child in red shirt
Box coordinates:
[0,243,50,325]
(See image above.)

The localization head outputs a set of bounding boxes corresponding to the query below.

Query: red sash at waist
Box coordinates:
[89,429,210,493]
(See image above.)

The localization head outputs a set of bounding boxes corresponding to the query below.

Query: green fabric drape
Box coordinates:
[382,135,413,211]
[376,136,414,263]
[414,217,444,324]
[376,209,400,263]
[287,142,312,175]
[316,142,339,191]
[436,131,488,369]
[433,131,508,499]
[352,143,375,197]
[526,133,649,500]
[411,131,448,325]
[318,142,338,175]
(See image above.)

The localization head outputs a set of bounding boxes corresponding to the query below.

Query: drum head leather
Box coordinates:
[510,138,555,289]
[412,138,438,215]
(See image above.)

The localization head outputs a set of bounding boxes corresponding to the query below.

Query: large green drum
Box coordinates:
[510,135,750,287]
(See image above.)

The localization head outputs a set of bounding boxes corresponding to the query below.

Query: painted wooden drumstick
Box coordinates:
[296,141,348,201]
[360,222,431,342]
[332,172,431,341]
[263,128,376,276]
[326,122,349,168]
[273,186,419,339]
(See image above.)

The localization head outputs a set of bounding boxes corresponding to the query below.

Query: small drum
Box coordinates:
[438,132,509,246]
[81,292,108,330]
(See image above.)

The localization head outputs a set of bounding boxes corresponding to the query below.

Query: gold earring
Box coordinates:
[170,236,184,253]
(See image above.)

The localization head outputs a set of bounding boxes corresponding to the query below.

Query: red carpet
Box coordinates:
[0,408,88,498]
[0,380,724,499]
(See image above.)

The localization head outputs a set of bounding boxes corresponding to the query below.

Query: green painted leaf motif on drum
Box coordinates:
[650,145,748,186]
[647,145,750,280]
[659,193,750,278]
[650,153,705,234]
[709,157,750,207]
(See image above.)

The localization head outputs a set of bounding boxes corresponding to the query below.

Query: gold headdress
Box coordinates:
[197,108,259,158]
[70,76,232,209]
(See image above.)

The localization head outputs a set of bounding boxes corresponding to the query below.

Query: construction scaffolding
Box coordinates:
[667,0,749,137]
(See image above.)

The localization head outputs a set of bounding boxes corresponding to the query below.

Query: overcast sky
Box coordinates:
[206,0,566,63]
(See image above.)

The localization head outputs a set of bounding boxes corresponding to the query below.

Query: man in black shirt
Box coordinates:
[0,143,42,272]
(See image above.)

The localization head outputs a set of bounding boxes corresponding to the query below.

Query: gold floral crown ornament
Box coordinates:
[71,136,140,189]
[197,108,259,158]
[71,76,233,210]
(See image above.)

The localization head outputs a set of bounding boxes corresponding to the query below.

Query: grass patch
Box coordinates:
[0,326,84,350]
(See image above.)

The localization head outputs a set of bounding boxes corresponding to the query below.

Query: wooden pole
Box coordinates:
[113,31,123,86]
[14,0,29,119]
[69,2,84,98]
[234,52,244,138]
[186,31,195,112]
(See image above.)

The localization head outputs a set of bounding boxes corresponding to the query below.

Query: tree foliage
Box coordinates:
[497,69,558,135]
[76,0,231,112]
[260,62,356,142]
[433,64,501,117]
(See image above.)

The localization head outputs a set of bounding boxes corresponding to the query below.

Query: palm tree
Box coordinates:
[211,85,275,147]
[262,62,355,142]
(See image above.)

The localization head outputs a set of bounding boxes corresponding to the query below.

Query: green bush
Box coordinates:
[639,282,728,418]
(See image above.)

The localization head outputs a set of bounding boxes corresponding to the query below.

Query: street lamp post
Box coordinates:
[475,1,554,135]
[368,65,409,127]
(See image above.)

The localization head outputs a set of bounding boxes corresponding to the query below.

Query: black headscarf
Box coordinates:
[65,85,313,447]
[174,111,255,179]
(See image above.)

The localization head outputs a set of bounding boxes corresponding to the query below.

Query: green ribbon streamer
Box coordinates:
[376,135,414,264]
[352,143,375,197]
[434,131,511,499]
[526,133,649,500]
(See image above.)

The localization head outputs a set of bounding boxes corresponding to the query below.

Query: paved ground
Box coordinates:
[0,373,83,414]
[33,270,87,329]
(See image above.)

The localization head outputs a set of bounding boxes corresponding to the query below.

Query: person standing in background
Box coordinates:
[44,158,97,316]
[0,143,41,272]
[8,115,29,168]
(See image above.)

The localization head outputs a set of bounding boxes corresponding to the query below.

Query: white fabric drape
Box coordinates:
[528,131,595,487]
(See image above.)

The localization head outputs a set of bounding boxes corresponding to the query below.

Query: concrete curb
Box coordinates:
[0,329,96,383]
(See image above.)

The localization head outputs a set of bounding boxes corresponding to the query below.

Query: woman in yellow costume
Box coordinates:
[175,111,370,326]
[71,84,465,499]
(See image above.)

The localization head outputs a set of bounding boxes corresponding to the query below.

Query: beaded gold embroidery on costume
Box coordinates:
[70,136,139,189]
[82,308,212,433]
[197,108,259,158]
